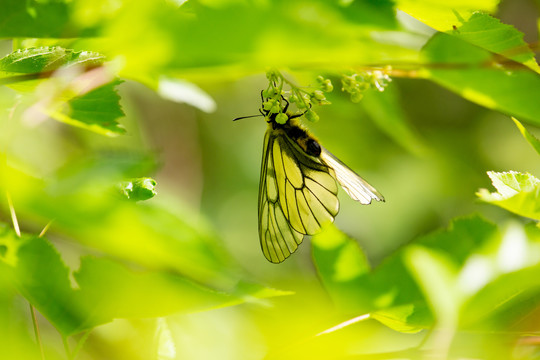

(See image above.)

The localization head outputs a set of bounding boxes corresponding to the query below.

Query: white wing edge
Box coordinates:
[320,147,384,205]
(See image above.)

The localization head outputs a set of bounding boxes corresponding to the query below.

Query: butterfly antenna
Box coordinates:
[233,114,264,121]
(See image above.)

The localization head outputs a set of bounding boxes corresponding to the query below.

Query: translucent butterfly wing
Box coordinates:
[320,147,385,204]
[258,130,340,263]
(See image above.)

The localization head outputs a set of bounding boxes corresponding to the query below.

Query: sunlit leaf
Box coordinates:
[0,47,105,76]
[404,246,461,326]
[396,0,499,32]
[459,223,540,329]
[452,12,539,71]
[312,225,372,312]
[422,33,540,126]
[313,216,498,334]
[513,118,540,156]
[477,171,540,220]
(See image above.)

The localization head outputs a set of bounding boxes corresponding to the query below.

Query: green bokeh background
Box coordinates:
[1,0,540,359]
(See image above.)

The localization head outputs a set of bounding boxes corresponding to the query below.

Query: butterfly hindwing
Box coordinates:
[258,129,340,263]
[319,147,384,204]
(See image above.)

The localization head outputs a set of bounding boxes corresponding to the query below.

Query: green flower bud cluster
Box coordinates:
[262,81,287,123]
[316,75,333,92]
[341,70,392,103]
[341,73,370,103]
[262,71,336,124]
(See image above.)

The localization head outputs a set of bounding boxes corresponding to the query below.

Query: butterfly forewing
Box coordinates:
[258,129,341,263]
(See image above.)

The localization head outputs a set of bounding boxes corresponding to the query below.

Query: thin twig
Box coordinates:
[38,220,53,238]
[316,314,371,337]
[6,191,21,237]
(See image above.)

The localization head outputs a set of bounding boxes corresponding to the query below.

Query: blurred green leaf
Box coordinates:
[0,223,21,266]
[91,0,418,82]
[312,225,431,332]
[1,161,234,287]
[513,118,540,156]
[119,177,157,201]
[404,246,461,327]
[312,225,371,312]
[477,171,540,220]
[0,47,105,76]
[0,230,81,335]
[156,318,176,360]
[0,224,289,336]
[460,223,540,329]
[0,0,73,38]
[73,256,235,333]
[313,216,498,334]
[422,33,540,126]
[396,0,499,31]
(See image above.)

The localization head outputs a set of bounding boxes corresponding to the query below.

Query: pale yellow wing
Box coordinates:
[258,130,340,263]
[320,147,385,204]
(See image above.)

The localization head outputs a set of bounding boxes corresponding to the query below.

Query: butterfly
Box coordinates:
[237,93,384,263]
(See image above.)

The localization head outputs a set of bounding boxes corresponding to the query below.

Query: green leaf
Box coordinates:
[422,33,540,126]
[0,47,105,76]
[0,225,289,336]
[72,256,233,333]
[94,0,417,82]
[2,159,236,288]
[0,48,124,136]
[459,223,540,329]
[54,79,126,136]
[404,246,461,326]
[513,117,540,156]
[312,225,429,332]
[0,223,21,267]
[118,178,157,201]
[452,13,539,71]
[0,231,81,335]
[477,171,540,220]
[311,225,372,312]
[396,0,499,32]
[312,216,498,334]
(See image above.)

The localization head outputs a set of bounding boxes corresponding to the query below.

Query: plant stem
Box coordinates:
[30,304,46,360]
[71,331,91,360]
[39,221,53,238]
